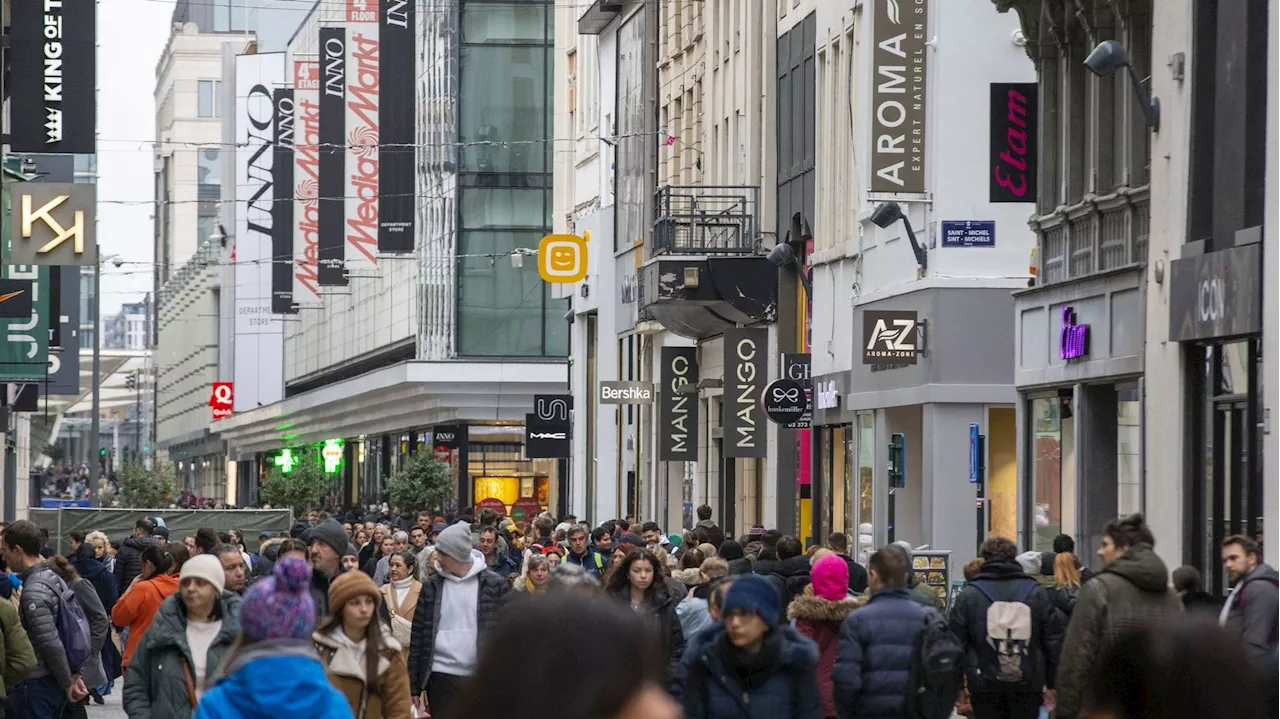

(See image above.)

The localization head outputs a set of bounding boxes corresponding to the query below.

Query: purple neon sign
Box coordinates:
[1060,306,1089,359]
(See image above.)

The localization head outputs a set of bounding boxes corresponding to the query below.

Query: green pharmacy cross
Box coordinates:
[274,449,300,474]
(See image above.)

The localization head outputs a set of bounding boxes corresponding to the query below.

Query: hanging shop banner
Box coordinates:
[525,394,572,459]
[598,381,654,404]
[345,2,380,272]
[0,280,35,320]
[870,0,929,194]
[989,83,1038,203]
[272,88,297,314]
[48,266,81,395]
[379,0,416,253]
[659,346,699,461]
[862,309,919,366]
[0,263,50,383]
[233,52,286,412]
[780,353,812,429]
[722,328,768,458]
[3,384,40,412]
[8,184,97,266]
[1168,243,1262,342]
[762,378,809,425]
[318,27,348,286]
[292,59,322,304]
[9,0,96,154]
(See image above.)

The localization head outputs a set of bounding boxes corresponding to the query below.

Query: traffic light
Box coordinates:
[124,374,136,391]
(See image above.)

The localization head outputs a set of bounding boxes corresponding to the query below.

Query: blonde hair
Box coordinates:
[700,557,728,579]
[1054,552,1081,588]
[86,531,109,552]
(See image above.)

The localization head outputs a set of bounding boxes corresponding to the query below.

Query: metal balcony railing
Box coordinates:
[652,185,760,255]
[1034,185,1150,284]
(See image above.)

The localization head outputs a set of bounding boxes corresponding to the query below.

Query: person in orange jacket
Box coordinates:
[110,543,187,671]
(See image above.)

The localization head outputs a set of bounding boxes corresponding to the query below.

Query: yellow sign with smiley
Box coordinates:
[537,233,589,283]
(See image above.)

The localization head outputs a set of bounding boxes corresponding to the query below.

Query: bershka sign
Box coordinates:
[599,381,654,404]
[345,0,381,272]
[989,83,1038,203]
[870,0,929,194]
[723,328,768,458]
[318,28,348,286]
[292,59,322,304]
[862,310,919,366]
[659,346,699,461]
[9,0,96,154]
[272,88,297,314]
[379,0,416,253]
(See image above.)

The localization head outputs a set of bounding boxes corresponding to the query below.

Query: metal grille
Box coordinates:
[1068,214,1097,278]
[1098,208,1130,270]
[653,185,760,254]
[1033,186,1151,284]
[1042,225,1068,284]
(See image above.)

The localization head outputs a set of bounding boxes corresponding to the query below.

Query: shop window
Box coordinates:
[854,413,875,564]
[1031,396,1076,551]
[1116,387,1142,516]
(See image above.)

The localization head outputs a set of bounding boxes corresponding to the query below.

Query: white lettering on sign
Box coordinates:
[1199,278,1225,322]
[601,385,653,401]
[668,355,691,453]
[734,338,758,448]
[815,381,840,410]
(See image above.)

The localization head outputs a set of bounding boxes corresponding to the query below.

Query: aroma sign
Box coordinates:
[989,83,1038,203]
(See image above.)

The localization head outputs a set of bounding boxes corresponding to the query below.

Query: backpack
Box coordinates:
[906,608,964,719]
[971,579,1037,684]
[29,572,92,673]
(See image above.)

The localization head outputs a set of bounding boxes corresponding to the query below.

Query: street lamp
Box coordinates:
[88,251,124,507]
[870,201,927,271]
[1083,40,1160,133]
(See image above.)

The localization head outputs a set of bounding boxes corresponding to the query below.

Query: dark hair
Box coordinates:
[827,532,849,554]
[454,595,663,719]
[48,555,80,583]
[277,538,308,557]
[2,520,43,557]
[1171,565,1202,595]
[640,521,661,535]
[410,525,425,535]
[1103,513,1154,550]
[316,599,389,689]
[963,558,986,582]
[678,548,706,571]
[69,530,86,545]
[980,536,1019,562]
[761,529,782,548]
[534,517,555,537]
[390,549,417,571]
[140,544,175,576]
[591,526,612,543]
[1052,534,1075,554]
[478,526,498,540]
[605,548,665,604]
[615,519,630,532]
[696,505,712,521]
[869,547,908,587]
[776,535,803,560]
[195,527,220,555]
[134,518,156,536]
[1221,534,1261,558]
[478,508,499,527]
[1089,618,1266,719]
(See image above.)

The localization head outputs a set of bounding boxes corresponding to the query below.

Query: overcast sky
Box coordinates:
[96,0,174,315]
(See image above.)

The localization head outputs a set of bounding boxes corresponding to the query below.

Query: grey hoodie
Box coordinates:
[1222,562,1279,666]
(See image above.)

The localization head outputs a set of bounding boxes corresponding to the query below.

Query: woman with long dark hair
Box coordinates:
[313,571,411,718]
[112,543,189,672]
[605,548,685,686]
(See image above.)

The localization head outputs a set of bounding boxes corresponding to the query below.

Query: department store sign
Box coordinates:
[870,0,929,193]
[1169,243,1261,342]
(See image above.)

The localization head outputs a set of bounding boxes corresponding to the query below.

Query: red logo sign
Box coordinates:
[210,382,234,420]
[476,498,508,516]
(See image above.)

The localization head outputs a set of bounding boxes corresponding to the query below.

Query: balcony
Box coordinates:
[653,185,761,255]
[1034,185,1149,285]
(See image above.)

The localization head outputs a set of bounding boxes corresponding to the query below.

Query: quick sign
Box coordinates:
[723,328,768,458]
[762,378,809,425]
[659,346,699,461]
[989,83,1038,203]
[599,381,654,404]
[9,0,97,154]
[9,185,96,266]
[210,382,234,420]
[870,0,929,194]
[1059,306,1089,360]
[940,221,995,248]
[862,310,919,365]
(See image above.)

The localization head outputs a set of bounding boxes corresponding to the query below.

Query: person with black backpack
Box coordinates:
[948,537,1063,719]
[0,520,91,719]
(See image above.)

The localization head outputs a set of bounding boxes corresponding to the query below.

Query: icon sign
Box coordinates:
[210,382,234,420]
[761,378,809,425]
[537,232,588,283]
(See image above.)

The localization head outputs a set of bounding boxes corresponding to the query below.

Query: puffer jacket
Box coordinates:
[1053,543,1181,719]
[123,591,241,719]
[313,625,411,719]
[0,595,37,698]
[948,559,1064,695]
[1048,584,1080,621]
[613,586,686,688]
[67,574,112,688]
[677,623,823,719]
[71,543,119,617]
[16,562,74,689]
[789,588,865,718]
[832,587,929,719]
[405,552,510,695]
[114,535,161,590]
[193,639,351,719]
[771,556,812,609]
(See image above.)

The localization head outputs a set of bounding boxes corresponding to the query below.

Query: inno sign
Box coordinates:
[870,0,929,193]
[1059,306,1089,360]
[723,328,767,458]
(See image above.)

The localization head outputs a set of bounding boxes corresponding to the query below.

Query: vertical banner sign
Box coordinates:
[989,83,1038,203]
[345,1,380,271]
[870,0,929,194]
[318,27,349,286]
[9,0,97,154]
[722,328,768,458]
[272,88,297,314]
[48,266,80,395]
[0,192,50,383]
[526,395,572,459]
[780,353,812,429]
[292,60,322,303]
[659,346,699,461]
[379,0,416,253]
[234,53,286,412]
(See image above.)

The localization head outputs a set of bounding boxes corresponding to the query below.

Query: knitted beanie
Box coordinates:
[811,554,849,601]
[328,569,380,614]
[721,574,781,628]
[241,557,316,642]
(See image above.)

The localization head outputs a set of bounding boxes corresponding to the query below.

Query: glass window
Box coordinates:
[198,80,220,118]
[197,148,221,186]
[460,188,548,229]
[457,230,560,356]
[855,413,874,564]
[197,201,218,247]
[1116,386,1142,516]
[462,4,547,44]
[458,46,549,173]
[1031,396,1076,551]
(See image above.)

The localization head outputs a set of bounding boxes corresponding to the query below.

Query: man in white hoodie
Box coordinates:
[407,520,510,717]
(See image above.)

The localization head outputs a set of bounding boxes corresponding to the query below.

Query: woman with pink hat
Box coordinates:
[788,554,866,719]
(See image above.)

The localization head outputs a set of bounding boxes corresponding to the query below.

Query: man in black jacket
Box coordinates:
[113,518,160,590]
[827,532,869,594]
[693,504,725,549]
[307,518,351,617]
[949,536,1063,719]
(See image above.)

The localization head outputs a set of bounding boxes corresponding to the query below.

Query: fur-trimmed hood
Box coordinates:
[786,587,866,622]
[673,567,704,586]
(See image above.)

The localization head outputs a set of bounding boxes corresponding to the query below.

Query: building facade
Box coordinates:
[104,298,153,351]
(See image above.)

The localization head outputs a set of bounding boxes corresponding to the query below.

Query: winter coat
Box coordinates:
[312,567,340,619]
[1053,544,1182,719]
[947,559,1064,695]
[112,571,181,669]
[718,542,752,575]
[193,639,353,719]
[313,625,412,719]
[613,586,686,688]
[251,538,283,583]
[753,549,780,578]
[676,623,823,719]
[1222,563,1279,668]
[114,535,161,591]
[380,580,421,629]
[484,550,520,579]
[15,562,75,689]
[832,587,930,719]
[560,547,605,579]
[1181,590,1222,614]
[694,520,726,549]
[405,557,510,695]
[1037,552,1094,584]
[788,588,865,717]
[771,556,813,609]
[839,555,869,595]
[71,544,119,616]
[0,596,37,698]
[67,574,112,688]
[122,592,242,719]
[1048,584,1079,621]
[909,575,946,612]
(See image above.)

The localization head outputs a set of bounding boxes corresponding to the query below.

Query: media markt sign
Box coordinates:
[8,184,97,266]
[598,380,654,404]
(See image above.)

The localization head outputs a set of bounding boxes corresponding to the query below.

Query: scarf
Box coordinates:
[390,577,413,608]
[723,629,783,693]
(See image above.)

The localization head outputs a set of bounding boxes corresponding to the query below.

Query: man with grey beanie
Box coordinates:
[306,518,350,617]
[408,521,510,718]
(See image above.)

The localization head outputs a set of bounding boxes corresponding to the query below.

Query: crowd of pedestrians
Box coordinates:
[0,504,1268,719]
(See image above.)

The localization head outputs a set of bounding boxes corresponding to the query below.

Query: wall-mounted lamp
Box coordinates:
[870,201,927,271]
[767,212,814,295]
[1084,40,1160,133]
